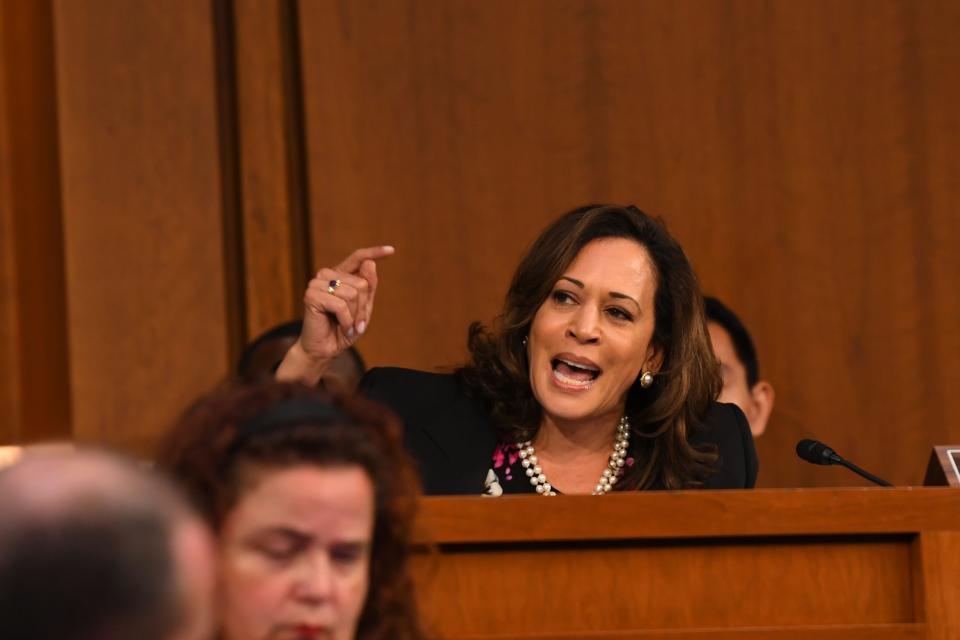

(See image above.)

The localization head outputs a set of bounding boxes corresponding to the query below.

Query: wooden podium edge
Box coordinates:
[413,487,960,544]
[429,622,924,639]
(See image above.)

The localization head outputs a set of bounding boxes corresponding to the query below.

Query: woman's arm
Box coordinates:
[276,245,394,385]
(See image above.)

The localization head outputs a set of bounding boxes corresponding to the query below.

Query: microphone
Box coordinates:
[795,439,893,487]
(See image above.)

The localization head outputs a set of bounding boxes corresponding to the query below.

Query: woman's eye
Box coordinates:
[257,545,297,561]
[552,290,575,304]
[607,307,633,321]
[331,545,365,565]
[252,537,305,561]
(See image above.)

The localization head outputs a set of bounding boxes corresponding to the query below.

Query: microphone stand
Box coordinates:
[837,458,893,487]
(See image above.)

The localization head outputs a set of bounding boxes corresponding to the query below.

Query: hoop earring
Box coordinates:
[639,371,654,388]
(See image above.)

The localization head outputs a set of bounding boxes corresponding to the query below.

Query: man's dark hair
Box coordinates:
[704,296,759,386]
[0,453,188,640]
[237,319,366,382]
[236,320,304,380]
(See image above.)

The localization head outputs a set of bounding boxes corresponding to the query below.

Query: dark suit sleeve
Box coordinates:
[700,402,759,489]
[734,405,759,488]
[357,366,387,402]
[356,367,498,495]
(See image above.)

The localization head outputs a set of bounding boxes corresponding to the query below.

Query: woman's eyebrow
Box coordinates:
[251,526,311,544]
[610,291,640,309]
[331,540,372,552]
[560,277,640,309]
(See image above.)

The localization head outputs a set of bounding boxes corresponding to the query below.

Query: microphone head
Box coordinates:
[796,439,839,465]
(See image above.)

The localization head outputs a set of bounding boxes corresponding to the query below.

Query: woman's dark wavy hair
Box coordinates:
[457,204,721,490]
[155,381,422,640]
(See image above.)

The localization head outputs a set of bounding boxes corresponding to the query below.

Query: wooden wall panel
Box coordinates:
[295,0,960,487]
[53,0,233,455]
[0,0,70,445]
[233,0,310,339]
[914,531,960,638]
[0,1,18,444]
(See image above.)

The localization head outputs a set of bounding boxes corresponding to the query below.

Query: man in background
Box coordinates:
[0,448,215,640]
[238,319,367,390]
[704,296,775,438]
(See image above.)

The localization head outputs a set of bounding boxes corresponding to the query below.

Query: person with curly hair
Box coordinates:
[277,204,757,495]
[156,381,422,640]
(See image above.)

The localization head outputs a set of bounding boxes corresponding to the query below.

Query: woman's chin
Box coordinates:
[536,391,604,424]
[535,388,632,426]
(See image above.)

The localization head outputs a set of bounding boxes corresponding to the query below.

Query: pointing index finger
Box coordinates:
[337,245,395,274]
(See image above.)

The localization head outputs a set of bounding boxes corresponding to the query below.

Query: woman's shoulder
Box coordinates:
[359,366,461,400]
[358,366,481,422]
[693,401,759,489]
[358,367,497,495]
[362,366,456,385]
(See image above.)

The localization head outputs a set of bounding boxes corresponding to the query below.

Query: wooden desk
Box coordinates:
[411,488,960,639]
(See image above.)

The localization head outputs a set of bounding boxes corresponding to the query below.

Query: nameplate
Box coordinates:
[924,446,960,487]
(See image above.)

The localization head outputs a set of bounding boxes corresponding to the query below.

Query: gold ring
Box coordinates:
[326,279,342,295]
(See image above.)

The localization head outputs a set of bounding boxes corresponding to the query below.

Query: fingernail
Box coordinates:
[383,245,395,253]
[346,327,356,339]
[357,320,367,334]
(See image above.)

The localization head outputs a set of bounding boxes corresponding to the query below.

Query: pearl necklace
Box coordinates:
[518,416,631,496]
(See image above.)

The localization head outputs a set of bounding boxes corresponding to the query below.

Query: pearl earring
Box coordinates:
[639,371,654,388]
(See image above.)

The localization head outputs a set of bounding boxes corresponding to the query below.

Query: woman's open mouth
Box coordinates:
[551,355,602,389]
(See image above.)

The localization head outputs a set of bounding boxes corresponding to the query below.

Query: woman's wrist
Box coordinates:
[274,341,331,386]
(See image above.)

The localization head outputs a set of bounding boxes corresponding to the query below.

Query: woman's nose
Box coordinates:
[566,307,600,343]
[293,551,334,604]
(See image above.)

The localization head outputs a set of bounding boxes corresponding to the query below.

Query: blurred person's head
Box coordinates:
[704,296,775,437]
[0,448,216,640]
[156,381,421,640]
[238,320,366,391]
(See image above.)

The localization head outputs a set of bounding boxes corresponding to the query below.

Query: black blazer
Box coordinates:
[360,367,758,495]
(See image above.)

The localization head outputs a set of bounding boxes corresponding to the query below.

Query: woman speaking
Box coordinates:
[278,204,757,495]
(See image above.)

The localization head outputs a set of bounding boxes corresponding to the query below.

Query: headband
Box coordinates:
[232,399,351,451]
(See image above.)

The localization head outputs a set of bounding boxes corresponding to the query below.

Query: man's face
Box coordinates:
[708,322,753,410]
[708,321,771,437]
[245,336,363,391]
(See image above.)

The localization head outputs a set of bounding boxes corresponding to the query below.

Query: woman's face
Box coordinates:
[528,237,660,425]
[219,465,375,640]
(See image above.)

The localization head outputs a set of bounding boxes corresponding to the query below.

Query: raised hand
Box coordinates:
[276,245,394,384]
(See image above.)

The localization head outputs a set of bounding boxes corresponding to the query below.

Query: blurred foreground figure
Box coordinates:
[0,448,216,640]
[157,381,422,640]
[704,296,775,437]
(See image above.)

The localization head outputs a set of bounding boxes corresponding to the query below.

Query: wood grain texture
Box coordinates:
[435,625,925,640]
[294,0,960,488]
[52,0,231,454]
[0,1,18,444]
[413,489,960,543]
[409,491,960,637]
[233,0,309,338]
[413,540,912,634]
[913,531,960,639]
[0,0,70,445]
